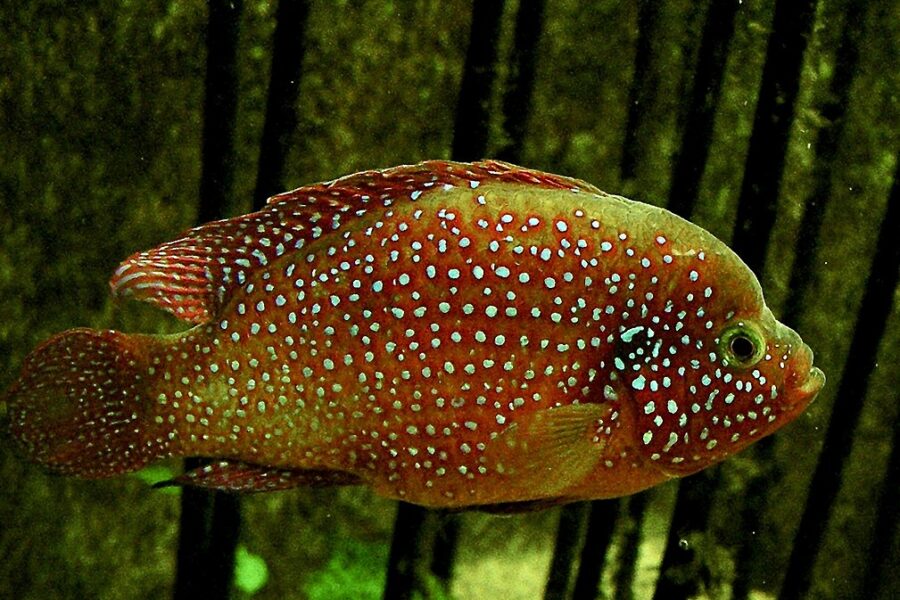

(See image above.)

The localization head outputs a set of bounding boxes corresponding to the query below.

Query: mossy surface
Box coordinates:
[0,1,897,598]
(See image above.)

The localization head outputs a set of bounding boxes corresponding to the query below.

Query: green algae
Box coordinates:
[0,1,896,599]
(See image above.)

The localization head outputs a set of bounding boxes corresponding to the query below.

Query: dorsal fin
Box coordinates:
[109,203,346,324]
[265,159,603,207]
[110,160,600,324]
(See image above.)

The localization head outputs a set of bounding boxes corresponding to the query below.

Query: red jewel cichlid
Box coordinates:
[3,161,824,509]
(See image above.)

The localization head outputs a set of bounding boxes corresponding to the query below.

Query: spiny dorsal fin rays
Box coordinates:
[265,160,604,207]
[110,160,602,325]
[110,240,223,324]
[109,202,348,324]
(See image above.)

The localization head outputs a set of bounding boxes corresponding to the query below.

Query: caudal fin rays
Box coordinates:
[5,328,170,478]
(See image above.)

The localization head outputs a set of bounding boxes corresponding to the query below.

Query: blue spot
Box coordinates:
[632,375,647,391]
[620,326,644,343]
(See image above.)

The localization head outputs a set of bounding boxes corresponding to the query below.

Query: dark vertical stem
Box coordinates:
[557,4,665,596]
[655,2,817,597]
[451,0,506,161]
[612,493,648,600]
[499,1,603,596]
[174,464,243,600]
[174,2,243,598]
[428,511,458,584]
[669,1,709,140]
[731,0,818,269]
[431,2,505,589]
[619,0,661,184]
[175,459,215,600]
[253,0,311,210]
[564,4,664,596]
[667,0,740,218]
[382,502,430,600]
[544,503,588,600]
[651,469,717,600]
[860,384,900,599]
[496,0,547,164]
[731,4,866,599]
[197,0,243,225]
[207,492,242,595]
[571,499,619,600]
[779,155,900,600]
[615,4,739,596]
[383,4,506,598]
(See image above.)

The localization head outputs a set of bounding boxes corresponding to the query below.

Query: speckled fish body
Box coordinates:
[4,161,824,508]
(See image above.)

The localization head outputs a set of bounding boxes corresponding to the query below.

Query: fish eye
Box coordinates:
[719,322,765,367]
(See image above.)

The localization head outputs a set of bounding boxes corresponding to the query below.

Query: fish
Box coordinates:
[2,160,824,508]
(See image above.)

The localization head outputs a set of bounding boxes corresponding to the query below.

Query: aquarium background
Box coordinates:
[0,1,897,599]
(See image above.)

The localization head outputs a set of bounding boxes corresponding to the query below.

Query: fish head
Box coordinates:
[606,242,824,478]
[720,309,825,424]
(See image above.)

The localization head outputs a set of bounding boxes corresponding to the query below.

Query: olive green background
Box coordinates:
[0,1,897,598]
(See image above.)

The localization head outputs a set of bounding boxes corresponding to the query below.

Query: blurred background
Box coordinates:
[0,1,897,599]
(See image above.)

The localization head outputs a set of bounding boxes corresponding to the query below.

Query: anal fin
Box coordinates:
[154,459,362,493]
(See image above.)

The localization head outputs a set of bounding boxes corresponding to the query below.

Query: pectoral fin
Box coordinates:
[482,403,611,498]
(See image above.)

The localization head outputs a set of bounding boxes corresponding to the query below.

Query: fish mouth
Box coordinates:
[792,344,825,404]
[797,366,825,401]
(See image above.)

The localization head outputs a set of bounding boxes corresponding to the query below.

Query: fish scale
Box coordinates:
[3,160,824,509]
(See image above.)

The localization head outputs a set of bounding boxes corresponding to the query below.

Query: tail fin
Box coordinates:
[4,328,167,478]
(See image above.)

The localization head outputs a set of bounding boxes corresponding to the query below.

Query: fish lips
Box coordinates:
[797,365,825,402]
[789,344,825,408]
